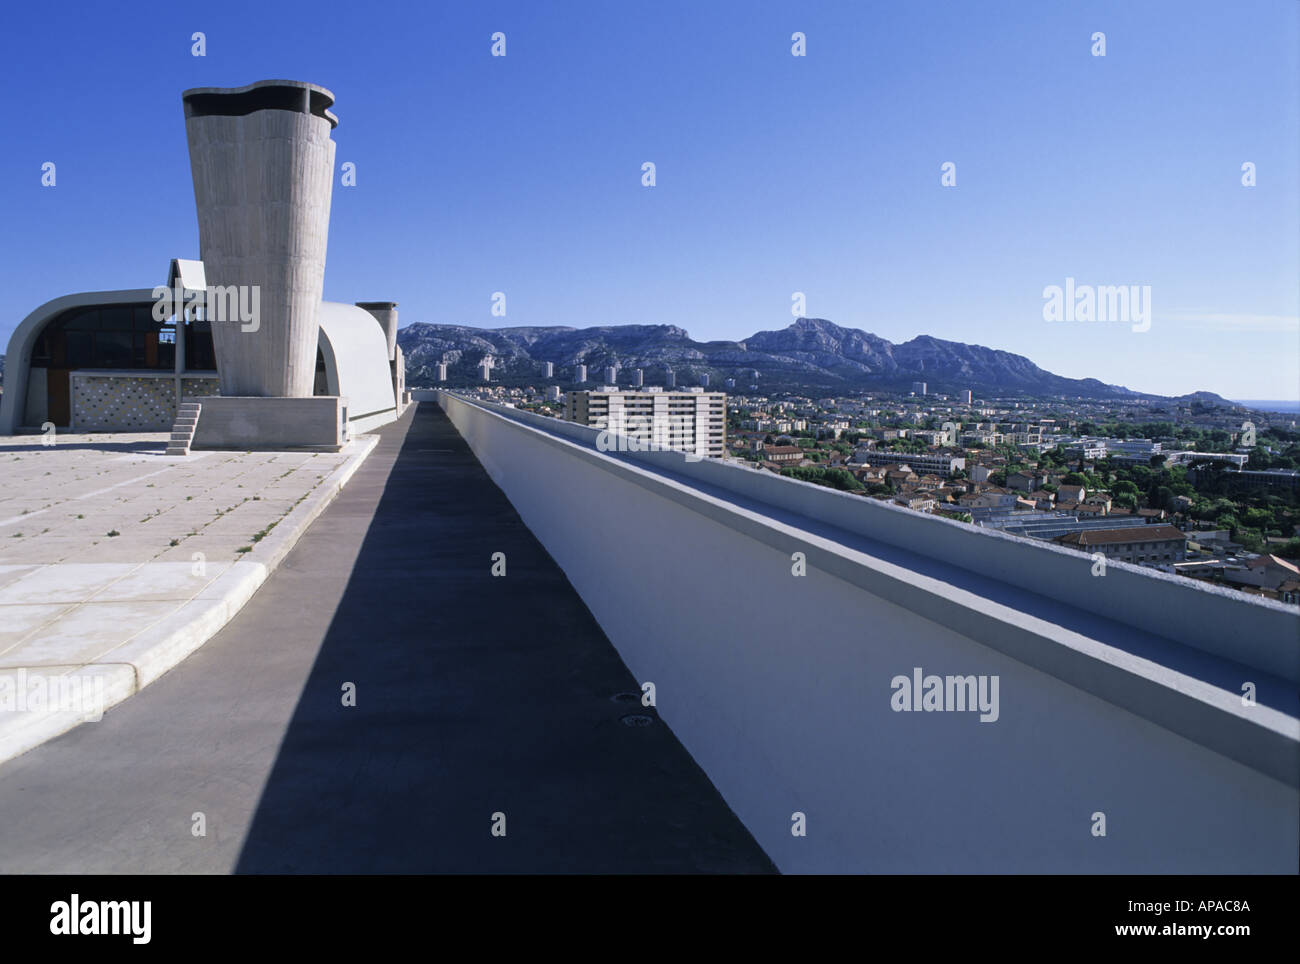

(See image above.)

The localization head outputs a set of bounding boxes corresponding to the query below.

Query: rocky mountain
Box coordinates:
[396,316,1230,402]
[0,328,1239,407]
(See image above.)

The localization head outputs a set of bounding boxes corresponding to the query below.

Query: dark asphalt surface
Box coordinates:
[0,403,775,874]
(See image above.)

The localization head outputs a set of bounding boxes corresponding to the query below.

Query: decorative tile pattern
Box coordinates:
[181,378,220,399]
[72,376,223,431]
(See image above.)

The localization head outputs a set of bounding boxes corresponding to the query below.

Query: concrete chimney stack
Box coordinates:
[183,79,338,397]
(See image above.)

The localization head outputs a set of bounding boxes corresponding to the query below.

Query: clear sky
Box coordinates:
[1,0,1296,400]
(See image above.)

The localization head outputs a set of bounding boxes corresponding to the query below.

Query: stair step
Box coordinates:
[169,431,194,441]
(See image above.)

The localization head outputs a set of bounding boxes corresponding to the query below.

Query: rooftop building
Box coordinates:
[1054,524,1188,565]
[1,80,405,448]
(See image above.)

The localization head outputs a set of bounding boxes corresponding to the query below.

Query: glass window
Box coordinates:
[63,308,99,331]
[65,331,94,367]
[186,324,216,370]
[100,306,133,331]
[42,303,186,371]
[97,330,133,368]
[134,305,161,331]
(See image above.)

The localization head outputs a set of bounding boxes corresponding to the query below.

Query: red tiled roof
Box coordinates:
[1055,524,1187,547]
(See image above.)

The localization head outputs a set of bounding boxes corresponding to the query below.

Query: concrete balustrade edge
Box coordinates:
[427,391,1299,683]
[436,392,1300,789]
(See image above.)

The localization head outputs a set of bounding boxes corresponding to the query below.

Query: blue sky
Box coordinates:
[2,0,1296,399]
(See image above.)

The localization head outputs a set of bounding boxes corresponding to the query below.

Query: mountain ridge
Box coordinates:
[395,317,1234,405]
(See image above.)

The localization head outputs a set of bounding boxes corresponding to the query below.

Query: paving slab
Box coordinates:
[0,429,380,764]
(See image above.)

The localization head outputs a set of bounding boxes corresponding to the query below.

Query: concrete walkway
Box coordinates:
[0,403,774,873]
[0,432,378,763]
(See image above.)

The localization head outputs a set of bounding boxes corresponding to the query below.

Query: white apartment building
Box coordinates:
[564,387,727,458]
[961,431,1004,447]
[853,448,966,477]
[1064,440,1108,460]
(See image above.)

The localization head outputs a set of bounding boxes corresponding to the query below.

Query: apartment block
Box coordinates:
[853,448,966,477]
[564,387,727,458]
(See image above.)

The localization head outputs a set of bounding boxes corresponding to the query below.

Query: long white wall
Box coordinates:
[439,393,1299,873]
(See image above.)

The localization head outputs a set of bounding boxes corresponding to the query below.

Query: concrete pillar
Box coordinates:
[174,303,187,407]
[183,80,338,397]
[356,302,398,361]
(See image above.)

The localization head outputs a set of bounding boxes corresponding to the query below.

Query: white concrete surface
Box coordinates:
[0,430,378,764]
[317,302,400,433]
[439,391,1300,873]
[191,395,346,450]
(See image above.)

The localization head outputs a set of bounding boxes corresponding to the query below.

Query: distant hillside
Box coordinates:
[396,317,1234,404]
[0,325,1238,407]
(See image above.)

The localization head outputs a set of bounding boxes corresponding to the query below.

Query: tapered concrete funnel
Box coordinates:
[183,79,338,397]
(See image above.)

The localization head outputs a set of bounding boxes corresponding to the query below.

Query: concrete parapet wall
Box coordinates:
[191,395,346,451]
[438,392,1299,873]
[443,395,1299,683]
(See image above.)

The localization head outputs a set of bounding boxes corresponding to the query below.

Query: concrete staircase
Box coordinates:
[165,401,201,456]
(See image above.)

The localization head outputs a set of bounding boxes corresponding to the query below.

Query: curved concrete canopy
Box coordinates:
[316,301,399,433]
[355,302,399,361]
[0,288,158,435]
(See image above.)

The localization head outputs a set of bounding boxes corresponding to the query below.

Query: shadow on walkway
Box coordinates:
[235,403,775,873]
